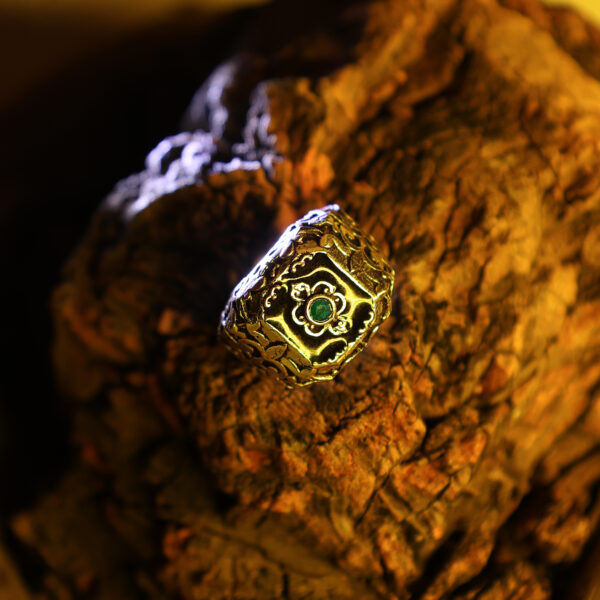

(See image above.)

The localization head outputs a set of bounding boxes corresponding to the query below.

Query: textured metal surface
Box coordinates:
[219,204,395,387]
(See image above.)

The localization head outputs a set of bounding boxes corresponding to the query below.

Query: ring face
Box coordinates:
[219,204,395,387]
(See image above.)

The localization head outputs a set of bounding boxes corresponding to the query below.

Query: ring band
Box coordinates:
[219,204,395,387]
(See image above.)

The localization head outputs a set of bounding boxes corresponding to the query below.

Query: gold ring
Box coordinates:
[219,204,395,387]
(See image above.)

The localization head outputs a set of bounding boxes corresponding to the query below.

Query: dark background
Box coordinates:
[0,3,257,520]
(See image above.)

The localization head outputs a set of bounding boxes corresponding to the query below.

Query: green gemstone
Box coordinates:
[309,297,334,323]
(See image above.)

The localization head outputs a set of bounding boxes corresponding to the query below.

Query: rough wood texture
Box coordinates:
[11,0,600,598]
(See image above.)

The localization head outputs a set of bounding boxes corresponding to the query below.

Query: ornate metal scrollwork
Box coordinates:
[219,204,395,387]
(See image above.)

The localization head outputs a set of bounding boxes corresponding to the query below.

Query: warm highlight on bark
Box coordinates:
[12,0,600,598]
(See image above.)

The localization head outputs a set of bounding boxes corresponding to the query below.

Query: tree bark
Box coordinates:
[11,0,600,598]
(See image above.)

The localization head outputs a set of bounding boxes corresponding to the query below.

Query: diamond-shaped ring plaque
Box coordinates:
[219,204,395,387]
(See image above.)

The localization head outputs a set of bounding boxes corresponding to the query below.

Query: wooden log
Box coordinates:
[11,0,600,598]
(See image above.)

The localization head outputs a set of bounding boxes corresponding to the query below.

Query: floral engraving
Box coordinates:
[290,281,350,337]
